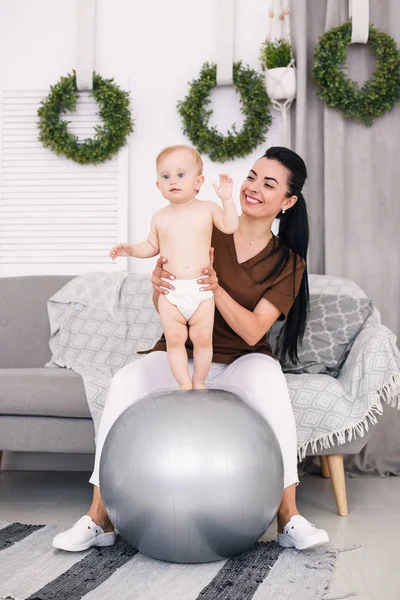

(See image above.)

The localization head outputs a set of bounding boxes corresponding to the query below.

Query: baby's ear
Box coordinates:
[196,174,205,191]
[155,181,160,189]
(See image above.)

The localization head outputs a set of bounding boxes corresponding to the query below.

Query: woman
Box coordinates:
[53,147,329,552]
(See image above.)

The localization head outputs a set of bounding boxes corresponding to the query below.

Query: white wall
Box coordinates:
[0,0,282,274]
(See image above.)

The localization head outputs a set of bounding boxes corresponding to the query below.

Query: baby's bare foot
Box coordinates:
[179,382,193,391]
[192,380,206,390]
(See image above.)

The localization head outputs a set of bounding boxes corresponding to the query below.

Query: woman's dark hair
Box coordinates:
[255,146,310,363]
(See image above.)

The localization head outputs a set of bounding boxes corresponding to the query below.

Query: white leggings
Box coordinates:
[89,351,299,490]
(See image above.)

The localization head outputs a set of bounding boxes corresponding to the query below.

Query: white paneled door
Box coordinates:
[0,89,129,276]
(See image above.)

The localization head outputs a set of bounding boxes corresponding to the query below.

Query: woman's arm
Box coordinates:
[213,287,280,346]
[153,290,160,313]
[198,248,280,346]
[151,256,176,313]
[152,250,281,345]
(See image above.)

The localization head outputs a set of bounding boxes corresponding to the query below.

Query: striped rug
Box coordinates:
[0,522,340,600]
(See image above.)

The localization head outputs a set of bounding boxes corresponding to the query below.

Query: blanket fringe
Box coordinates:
[378,373,400,409]
[297,373,400,460]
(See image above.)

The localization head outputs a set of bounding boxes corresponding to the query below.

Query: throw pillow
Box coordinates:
[278,294,373,377]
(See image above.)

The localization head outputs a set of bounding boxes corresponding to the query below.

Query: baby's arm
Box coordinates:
[131,215,159,257]
[212,174,239,234]
[109,215,159,260]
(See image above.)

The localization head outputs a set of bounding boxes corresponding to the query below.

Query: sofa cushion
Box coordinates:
[0,276,74,368]
[278,275,373,376]
[0,368,90,418]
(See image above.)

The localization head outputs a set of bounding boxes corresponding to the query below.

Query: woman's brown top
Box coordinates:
[144,227,306,364]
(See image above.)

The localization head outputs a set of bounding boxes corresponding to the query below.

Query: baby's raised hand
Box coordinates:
[213,174,234,203]
[109,243,132,261]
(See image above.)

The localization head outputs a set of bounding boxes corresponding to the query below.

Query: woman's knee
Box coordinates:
[110,360,140,390]
[110,352,170,395]
[229,354,287,392]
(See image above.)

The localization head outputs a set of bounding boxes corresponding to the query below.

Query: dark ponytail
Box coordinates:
[257,146,310,363]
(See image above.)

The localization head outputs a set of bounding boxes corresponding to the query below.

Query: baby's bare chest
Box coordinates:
[156,206,213,238]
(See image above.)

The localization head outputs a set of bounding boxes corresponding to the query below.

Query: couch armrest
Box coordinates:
[337,322,400,409]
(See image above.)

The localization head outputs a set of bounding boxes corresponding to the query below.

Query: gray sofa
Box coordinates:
[0,275,379,516]
[0,276,95,456]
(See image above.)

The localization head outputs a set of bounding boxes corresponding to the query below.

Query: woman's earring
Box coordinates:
[282,209,286,214]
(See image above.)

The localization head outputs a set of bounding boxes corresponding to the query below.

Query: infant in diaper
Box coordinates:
[110,144,239,390]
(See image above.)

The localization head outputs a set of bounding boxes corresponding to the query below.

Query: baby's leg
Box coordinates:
[158,293,192,390]
[188,296,215,390]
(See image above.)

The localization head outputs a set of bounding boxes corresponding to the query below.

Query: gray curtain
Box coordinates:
[291,0,400,475]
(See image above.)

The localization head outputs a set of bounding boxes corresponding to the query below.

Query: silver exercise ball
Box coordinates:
[100,389,284,563]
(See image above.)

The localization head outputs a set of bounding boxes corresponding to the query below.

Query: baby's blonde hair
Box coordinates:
[156,145,203,175]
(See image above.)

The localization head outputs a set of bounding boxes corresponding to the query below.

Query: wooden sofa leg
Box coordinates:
[326,454,348,517]
[320,455,330,478]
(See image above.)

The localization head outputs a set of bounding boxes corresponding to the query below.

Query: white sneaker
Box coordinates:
[277,515,329,550]
[52,515,116,552]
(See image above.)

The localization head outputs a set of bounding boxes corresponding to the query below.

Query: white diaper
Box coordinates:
[162,277,213,321]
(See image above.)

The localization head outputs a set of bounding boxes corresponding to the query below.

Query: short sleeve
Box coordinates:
[262,256,306,320]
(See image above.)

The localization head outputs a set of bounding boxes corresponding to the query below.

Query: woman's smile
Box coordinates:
[244,194,263,205]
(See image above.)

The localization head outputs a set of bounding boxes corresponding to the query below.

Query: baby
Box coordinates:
[110,145,239,390]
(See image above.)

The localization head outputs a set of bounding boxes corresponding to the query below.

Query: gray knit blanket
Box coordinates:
[46,272,400,458]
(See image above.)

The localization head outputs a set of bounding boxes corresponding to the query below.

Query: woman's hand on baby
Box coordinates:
[152,257,176,294]
[198,247,220,294]
[213,174,234,203]
[109,243,133,261]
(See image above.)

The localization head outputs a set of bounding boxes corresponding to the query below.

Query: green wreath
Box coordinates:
[177,62,272,163]
[37,71,133,164]
[312,20,400,126]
